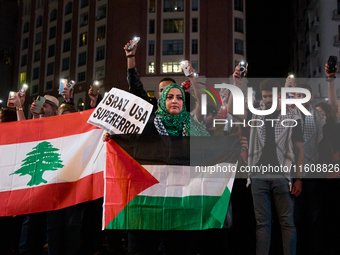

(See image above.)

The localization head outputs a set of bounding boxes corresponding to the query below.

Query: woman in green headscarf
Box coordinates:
[154,83,209,136]
[102,83,209,140]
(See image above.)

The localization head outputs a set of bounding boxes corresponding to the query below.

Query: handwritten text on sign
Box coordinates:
[87,88,153,134]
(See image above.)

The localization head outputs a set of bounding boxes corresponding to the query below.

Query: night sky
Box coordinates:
[245,0,295,78]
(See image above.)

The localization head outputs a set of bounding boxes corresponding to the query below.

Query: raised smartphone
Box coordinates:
[239,61,248,78]
[181,60,194,77]
[127,37,140,51]
[328,56,338,73]
[33,96,46,114]
[59,79,67,95]
[7,91,16,108]
[92,80,101,95]
[19,84,29,97]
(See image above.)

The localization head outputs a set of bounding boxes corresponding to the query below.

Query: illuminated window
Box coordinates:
[148,62,155,73]
[162,62,181,73]
[79,32,88,47]
[163,19,184,33]
[20,72,27,84]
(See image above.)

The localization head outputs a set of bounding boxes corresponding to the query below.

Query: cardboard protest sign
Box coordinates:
[88,88,154,135]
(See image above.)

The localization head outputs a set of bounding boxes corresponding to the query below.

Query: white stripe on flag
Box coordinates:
[139,163,235,197]
[0,129,105,192]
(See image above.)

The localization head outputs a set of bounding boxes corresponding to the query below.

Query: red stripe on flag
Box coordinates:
[105,140,159,228]
[0,171,104,216]
[0,109,99,146]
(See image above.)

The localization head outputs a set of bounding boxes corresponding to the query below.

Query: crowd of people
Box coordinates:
[1,39,340,255]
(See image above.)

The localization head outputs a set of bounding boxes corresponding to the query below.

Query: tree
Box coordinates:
[10,141,64,186]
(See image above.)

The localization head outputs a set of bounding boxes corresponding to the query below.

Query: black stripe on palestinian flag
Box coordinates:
[110,135,241,166]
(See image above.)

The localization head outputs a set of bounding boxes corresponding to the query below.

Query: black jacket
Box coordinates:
[127,67,158,135]
[127,67,158,113]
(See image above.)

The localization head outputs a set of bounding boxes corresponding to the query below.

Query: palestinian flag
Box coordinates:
[104,135,240,230]
[0,109,105,216]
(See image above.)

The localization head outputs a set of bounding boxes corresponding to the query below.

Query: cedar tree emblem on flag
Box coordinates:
[10,141,64,186]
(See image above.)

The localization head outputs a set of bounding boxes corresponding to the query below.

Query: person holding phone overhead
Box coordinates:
[323,57,340,254]
[325,56,339,112]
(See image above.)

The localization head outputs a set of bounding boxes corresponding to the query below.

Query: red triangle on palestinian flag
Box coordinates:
[104,139,159,228]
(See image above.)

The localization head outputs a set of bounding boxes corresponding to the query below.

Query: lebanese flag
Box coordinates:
[0,109,105,216]
[104,135,240,230]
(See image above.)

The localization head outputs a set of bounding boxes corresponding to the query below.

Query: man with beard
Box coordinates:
[31,95,59,118]
[228,75,304,255]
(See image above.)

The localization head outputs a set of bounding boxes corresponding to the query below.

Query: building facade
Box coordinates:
[292,0,340,98]
[14,0,246,112]
[0,0,18,107]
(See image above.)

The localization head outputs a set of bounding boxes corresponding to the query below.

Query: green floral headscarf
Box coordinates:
[155,83,209,136]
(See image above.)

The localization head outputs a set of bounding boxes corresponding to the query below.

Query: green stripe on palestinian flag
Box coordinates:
[0,110,105,216]
[104,135,240,230]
